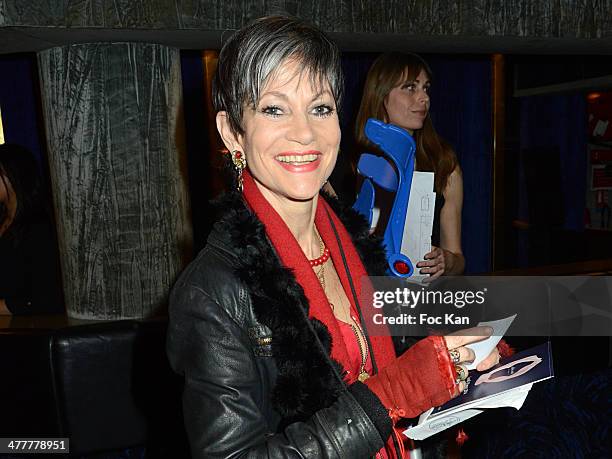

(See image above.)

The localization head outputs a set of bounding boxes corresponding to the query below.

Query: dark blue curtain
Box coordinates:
[339,53,493,274]
[427,56,492,274]
[180,51,212,252]
[514,94,588,266]
[0,54,46,167]
[518,94,587,232]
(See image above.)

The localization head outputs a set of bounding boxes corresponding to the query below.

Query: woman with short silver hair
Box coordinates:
[167,16,498,458]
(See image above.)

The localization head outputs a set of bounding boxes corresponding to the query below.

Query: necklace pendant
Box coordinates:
[358,370,370,382]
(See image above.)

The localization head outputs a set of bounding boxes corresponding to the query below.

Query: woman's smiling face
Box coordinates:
[219,58,341,208]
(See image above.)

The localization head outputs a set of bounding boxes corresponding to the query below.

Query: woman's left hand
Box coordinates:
[416,246,445,281]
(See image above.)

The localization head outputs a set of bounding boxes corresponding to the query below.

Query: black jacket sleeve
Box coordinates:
[167,283,389,459]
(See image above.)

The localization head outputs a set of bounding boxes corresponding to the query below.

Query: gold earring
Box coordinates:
[230,150,246,191]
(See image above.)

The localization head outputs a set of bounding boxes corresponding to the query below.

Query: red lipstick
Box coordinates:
[275,150,322,173]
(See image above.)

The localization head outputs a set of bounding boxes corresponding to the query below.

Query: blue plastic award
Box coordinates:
[353,118,417,278]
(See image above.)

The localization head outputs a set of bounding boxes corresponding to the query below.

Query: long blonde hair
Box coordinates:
[354,52,457,193]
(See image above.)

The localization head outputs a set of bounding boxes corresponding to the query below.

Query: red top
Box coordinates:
[335,318,373,378]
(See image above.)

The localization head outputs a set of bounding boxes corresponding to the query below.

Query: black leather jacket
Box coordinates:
[166,194,394,458]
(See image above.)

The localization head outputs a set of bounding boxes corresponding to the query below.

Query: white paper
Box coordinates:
[418,407,435,423]
[466,314,517,370]
[404,409,483,440]
[472,385,531,410]
[404,384,533,440]
[593,119,609,137]
[400,171,436,282]
[370,207,381,232]
[427,384,531,421]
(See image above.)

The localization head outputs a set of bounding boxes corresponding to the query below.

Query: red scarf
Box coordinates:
[241,170,396,380]
[243,171,410,458]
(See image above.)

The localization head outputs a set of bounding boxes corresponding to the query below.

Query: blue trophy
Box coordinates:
[353,118,417,277]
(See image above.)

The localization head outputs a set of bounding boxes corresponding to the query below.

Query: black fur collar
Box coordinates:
[209,191,386,426]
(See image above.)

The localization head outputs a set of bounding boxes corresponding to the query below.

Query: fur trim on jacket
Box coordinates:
[209,191,388,426]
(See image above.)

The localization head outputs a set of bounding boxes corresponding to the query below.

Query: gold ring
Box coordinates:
[449,349,461,364]
[455,364,468,382]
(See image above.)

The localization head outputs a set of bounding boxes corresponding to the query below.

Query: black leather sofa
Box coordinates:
[0,318,188,458]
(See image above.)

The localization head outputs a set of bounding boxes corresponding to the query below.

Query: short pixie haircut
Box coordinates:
[212,15,343,136]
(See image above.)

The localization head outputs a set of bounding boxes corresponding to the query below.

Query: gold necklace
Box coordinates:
[350,320,370,382]
[314,231,327,288]
[313,232,369,382]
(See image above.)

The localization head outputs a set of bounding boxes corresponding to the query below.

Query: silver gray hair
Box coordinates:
[212,16,344,136]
